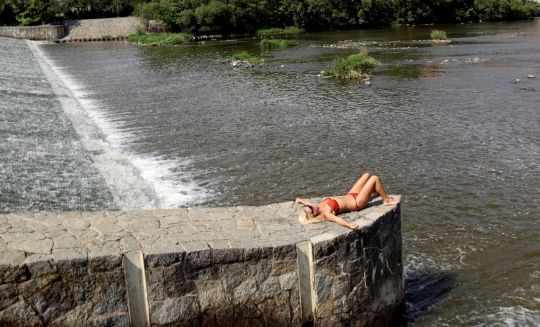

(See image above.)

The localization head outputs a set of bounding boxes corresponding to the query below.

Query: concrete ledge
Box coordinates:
[0,26,64,41]
[0,196,404,326]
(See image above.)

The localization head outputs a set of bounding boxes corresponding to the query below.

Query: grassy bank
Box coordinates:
[127,31,193,45]
[260,39,298,48]
[256,27,305,36]
[233,51,262,64]
[323,50,376,79]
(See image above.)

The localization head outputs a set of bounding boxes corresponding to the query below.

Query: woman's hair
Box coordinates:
[298,208,325,224]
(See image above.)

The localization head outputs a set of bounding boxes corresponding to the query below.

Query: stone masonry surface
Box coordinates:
[0,196,403,327]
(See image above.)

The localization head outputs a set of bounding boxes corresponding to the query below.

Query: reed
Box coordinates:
[430,30,447,40]
[127,32,193,45]
[256,26,305,35]
[322,50,376,79]
[232,51,262,64]
[260,39,298,48]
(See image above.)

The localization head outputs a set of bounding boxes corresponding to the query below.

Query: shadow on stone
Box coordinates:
[401,270,457,324]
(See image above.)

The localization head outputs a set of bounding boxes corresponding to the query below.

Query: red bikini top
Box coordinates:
[323,198,340,214]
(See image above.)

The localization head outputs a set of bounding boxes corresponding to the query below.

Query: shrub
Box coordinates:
[260,39,298,48]
[128,32,193,45]
[232,51,261,63]
[430,30,447,40]
[322,50,376,79]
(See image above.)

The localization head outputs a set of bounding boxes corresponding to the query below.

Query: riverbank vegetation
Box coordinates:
[1,0,538,29]
[232,51,261,64]
[256,27,305,36]
[127,30,193,45]
[260,39,298,48]
[323,50,376,79]
[430,30,447,40]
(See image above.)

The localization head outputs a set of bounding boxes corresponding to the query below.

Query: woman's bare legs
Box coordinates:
[355,175,400,210]
[348,173,371,194]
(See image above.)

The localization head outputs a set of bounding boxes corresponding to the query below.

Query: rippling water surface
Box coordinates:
[3,20,540,325]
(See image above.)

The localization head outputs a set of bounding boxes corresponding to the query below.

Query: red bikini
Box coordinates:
[323,193,361,214]
[323,198,340,214]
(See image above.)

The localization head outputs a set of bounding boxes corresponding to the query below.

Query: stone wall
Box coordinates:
[0,26,64,41]
[0,197,403,327]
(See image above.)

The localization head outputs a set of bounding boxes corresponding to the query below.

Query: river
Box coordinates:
[1,20,540,325]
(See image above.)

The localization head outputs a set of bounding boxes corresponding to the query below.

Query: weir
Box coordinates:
[0,36,404,326]
[0,198,403,327]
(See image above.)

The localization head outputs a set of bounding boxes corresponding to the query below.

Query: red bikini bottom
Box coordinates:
[348,193,361,211]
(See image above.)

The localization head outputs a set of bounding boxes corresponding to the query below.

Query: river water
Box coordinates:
[1,20,540,325]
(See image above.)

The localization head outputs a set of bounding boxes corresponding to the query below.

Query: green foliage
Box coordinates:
[256,27,285,35]
[430,29,447,40]
[260,38,298,47]
[6,0,51,25]
[474,0,535,20]
[323,50,376,79]
[232,51,261,63]
[128,32,193,45]
[256,26,305,35]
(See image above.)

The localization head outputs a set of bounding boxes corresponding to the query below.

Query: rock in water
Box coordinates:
[515,79,521,83]
[527,75,535,79]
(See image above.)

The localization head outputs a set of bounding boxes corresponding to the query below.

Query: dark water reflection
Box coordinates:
[33,20,540,325]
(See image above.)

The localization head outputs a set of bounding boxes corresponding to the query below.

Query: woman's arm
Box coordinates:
[323,212,358,230]
[295,197,310,206]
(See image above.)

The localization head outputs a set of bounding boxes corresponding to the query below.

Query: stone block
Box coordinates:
[252,277,280,303]
[72,274,96,303]
[273,243,296,260]
[233,278,257,305]
[215,247,244,265]
[143,245,184,268]
[0,283,18,310]
[180,295,200,320]
[145,267,165,302]
[0,249,27,284]
[221,263,247,291]
[90,313,130,327]
[25,254,57,278]
[215,307,234,327]
[18,274,60,299]
[87,241,122,272]
[53,235,84,249]
[84,212,117,226]
[184,243,212,273]
[234,300,261,320]
[150,298,181,325]
[27,279,76,323]
[271,259,297,276]
[11,238,54,254]
[119,235,141,253]
[274,305,292,326]
[278,272,298,290]
[94,271,128,314]
[256,259,272,284]
[0,300,43,327]
[160,215,189,229]
[53,247,88,281]
[188,210,213,221]
[196,280,231,312]
[236,217,255,230]
[311,233,337,260]
[48,302,93,327]
[316,275,333,303]
[314,254,338,276]
[164,263,196,297]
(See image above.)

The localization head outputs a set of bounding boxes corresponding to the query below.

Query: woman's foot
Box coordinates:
[383,197,400,206]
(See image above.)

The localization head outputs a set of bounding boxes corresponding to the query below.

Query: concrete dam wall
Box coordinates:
[0,198,404,327]
[0,25,64,41]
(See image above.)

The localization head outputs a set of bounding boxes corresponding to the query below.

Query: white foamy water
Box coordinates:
[28,41,209,209]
